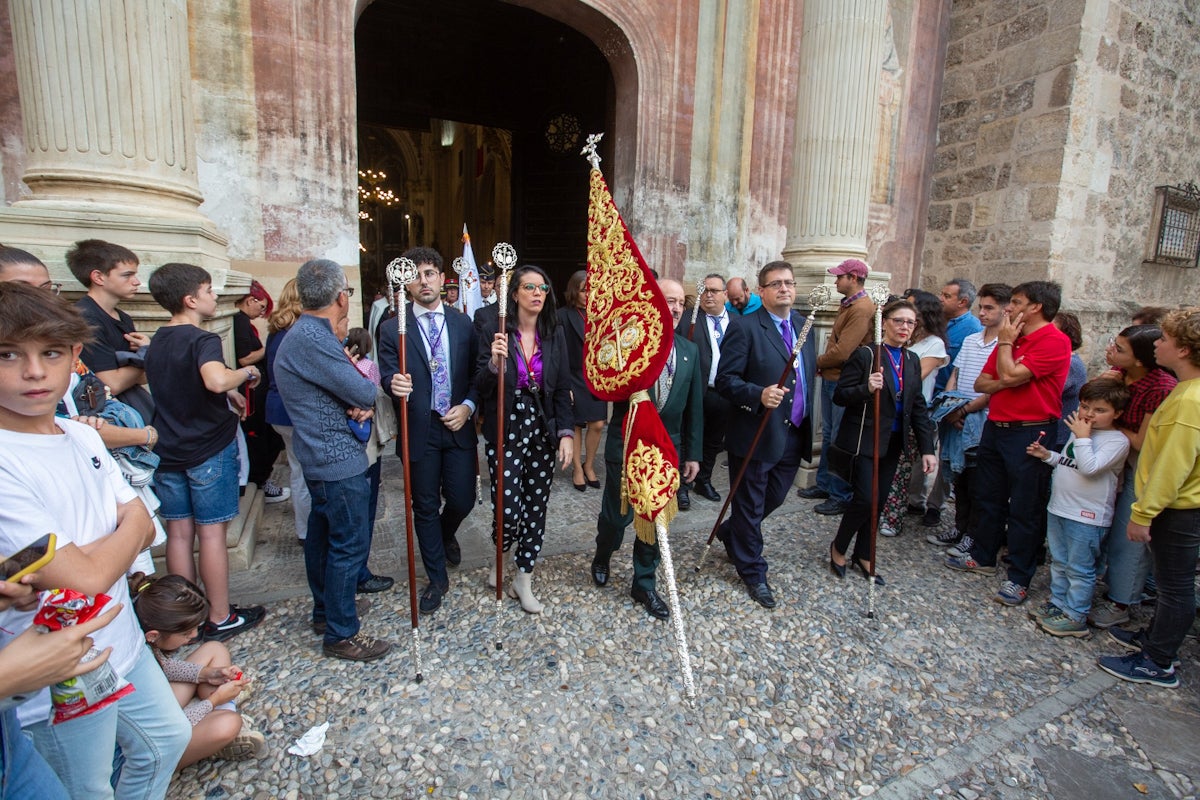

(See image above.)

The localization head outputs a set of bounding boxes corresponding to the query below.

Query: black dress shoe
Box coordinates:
[694,481,721,502]
[677,484,691,510]
[418,584,446,614]
[747,582,777,609]
[797,485,830,500]
[590,552,610,587]
[813,498,848,516]
[357,574,394,594]
[444,536,462,567]
[586,477,601,489]
[631,586,670,619]
[853,559,885,585]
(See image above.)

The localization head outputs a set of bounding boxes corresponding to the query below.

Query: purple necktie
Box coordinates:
[780,319,805,426]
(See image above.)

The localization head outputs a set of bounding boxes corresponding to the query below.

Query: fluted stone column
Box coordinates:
[783,0,890,286]
[782,1,891,483]
[0,0,230,280]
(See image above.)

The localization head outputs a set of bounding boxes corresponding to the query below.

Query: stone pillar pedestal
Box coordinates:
[0,0,230,280]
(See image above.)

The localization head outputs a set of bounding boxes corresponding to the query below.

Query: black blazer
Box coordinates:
[833,345,936,458]
[474,319,573,447]
[378,305,480,457]
[715,306,818,464]
[676,310,725,388]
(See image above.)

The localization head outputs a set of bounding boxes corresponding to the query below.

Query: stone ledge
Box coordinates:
[150,483,263,573]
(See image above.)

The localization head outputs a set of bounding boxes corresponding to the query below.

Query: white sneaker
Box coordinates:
[262,480,291,504]
[879,524,898,538]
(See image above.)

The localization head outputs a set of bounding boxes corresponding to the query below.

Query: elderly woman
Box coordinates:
[829,298,937,583]
[477,265,574,613]
[557,269,607,491]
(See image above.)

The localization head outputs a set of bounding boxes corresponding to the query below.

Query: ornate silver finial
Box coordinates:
[868,283,891,305]
[808,284,835,310]
[451,257,469,277]
[581,132,604,170]
[491,243,517,272]
[385,257,419,311]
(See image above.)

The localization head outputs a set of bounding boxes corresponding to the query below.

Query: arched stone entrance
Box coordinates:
[353,0,644,295]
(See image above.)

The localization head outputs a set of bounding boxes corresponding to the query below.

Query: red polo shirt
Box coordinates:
[981,322,1072,422]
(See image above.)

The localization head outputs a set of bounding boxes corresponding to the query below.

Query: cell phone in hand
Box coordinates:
[1,533,57,580]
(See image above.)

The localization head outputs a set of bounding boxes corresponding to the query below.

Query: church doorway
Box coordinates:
[354,0,615,302]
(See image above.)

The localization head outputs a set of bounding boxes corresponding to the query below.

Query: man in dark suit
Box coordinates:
[380,247,480,615]
[714,260,817,608]
[678,272,732,505]
[591,277,704,619]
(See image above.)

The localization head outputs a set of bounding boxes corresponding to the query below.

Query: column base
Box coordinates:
[0,204,231,283]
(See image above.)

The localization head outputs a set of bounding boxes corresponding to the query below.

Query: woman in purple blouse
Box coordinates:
[476,265,574,613]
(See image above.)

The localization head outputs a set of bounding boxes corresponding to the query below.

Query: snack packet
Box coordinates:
[33,589,134,724]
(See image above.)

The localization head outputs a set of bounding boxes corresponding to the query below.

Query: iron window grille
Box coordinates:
[1146,182,1200,268]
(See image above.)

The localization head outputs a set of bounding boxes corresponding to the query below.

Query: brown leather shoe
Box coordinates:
[323,632,391,662]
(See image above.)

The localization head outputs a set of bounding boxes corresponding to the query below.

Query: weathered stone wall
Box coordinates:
[924,0,1200,333]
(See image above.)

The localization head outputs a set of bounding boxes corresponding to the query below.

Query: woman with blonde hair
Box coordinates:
[265,278,311,541]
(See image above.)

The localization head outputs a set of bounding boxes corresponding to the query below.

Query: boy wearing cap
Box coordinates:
[799,258,876,515]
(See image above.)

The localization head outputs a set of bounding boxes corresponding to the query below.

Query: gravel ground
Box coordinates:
[169,453,1200,799]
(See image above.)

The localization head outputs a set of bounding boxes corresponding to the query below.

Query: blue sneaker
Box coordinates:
[1106,628,1182,667]
[945,553,996,575]
[1097,651,1179,688]
[993,580,1028,606]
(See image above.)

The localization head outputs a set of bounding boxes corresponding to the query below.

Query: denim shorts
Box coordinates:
[155,439,240,525]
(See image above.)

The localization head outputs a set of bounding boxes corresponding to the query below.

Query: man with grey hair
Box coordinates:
[276,259,391,662]
[938,278,982,393]
[679,272,731,504]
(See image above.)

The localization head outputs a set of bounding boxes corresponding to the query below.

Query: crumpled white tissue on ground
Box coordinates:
[287,722,330,756]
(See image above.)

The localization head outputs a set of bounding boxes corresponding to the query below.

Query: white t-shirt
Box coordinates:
[952,331,998,399]
[1043,428,1130,528]
[909,336,949,403]
[0,419,143,726]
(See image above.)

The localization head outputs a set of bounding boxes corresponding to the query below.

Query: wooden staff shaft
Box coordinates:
[397,312,423,681]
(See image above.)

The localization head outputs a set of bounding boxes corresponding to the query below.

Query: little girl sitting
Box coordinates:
[130,573,267,767]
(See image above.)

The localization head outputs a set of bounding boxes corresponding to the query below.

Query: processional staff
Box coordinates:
[386,256,423,683]
[490,242,518,651]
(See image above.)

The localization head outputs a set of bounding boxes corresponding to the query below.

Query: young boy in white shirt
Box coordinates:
[1026,377,1131,637]
[0,281,190,798]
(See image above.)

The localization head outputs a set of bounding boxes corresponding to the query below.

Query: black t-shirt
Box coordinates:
[232,311,262,363]
[144,325,240,472]
[76,295,136,374]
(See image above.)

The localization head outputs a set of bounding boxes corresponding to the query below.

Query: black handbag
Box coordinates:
[827,393,868,483]
[71,372,109,416]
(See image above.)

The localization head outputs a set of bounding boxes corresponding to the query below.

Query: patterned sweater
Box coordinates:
[274,314,378,481]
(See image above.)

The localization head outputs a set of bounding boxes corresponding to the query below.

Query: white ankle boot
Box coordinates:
[487,558,498,589]
[508,570,544,614]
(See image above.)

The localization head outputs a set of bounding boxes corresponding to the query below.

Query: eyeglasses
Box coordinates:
[40,281,63,296]
[521,283,550,293]
[341,286,355,297]
[762,279,796,290]
[701,287,725,295]
[886,317,917,327]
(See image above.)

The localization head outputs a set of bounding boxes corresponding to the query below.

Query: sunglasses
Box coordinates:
[520,283,550,293]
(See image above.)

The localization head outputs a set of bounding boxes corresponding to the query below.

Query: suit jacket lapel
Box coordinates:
[760,312,791,363]
[408,309,431,370]
[569,307,585,342]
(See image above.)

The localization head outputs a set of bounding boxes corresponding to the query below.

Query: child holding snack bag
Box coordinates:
[129,573,266,766]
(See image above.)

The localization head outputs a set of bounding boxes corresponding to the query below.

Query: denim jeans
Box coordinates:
[815,379,852,502]
[360,458,383,584]
[26,646,190,800]
[968,421,1052,588]
[1045,513,1103,622]
[1144,507,1200,668]
[1102,464,1152,605]
[304,471,372,643]
[272,424,311,541]
[0,708,68,800]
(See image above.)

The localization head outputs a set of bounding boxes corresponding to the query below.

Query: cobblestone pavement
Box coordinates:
[170,448,1200,799]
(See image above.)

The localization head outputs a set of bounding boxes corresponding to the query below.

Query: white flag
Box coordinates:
[457,224,484,319]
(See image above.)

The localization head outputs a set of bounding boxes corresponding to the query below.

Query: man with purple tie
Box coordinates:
[714,261,817,608]
[379,247,480,615]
